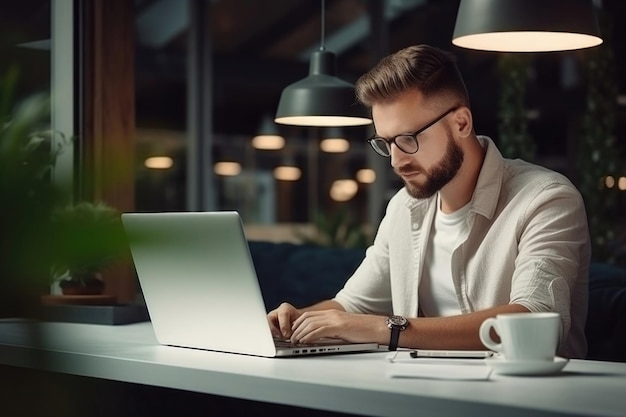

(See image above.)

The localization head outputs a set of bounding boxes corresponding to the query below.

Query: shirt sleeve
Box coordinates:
[509,181,590,348]
[334,203,395,315]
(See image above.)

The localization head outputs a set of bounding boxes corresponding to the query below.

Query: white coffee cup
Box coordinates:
[479,312,560,362]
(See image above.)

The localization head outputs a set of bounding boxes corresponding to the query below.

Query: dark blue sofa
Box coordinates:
[585,263,626,362]
[248,241,626,362]
[249,241,366,312]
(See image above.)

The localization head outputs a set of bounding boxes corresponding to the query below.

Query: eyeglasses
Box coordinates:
[367,106,459,157]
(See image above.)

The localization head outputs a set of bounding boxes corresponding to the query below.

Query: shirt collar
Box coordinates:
[468,136,503,220]
[402,135,504,220]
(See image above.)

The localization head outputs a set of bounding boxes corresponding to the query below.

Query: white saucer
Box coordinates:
[485,355,569,376]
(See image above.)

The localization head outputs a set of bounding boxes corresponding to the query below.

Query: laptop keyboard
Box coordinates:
[273,338,347,348]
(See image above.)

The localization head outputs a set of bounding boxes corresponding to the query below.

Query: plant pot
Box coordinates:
[59,274,105,296]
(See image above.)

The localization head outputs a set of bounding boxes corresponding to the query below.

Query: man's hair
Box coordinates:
[355,44,469,108]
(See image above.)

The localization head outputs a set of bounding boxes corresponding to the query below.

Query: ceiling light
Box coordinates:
[273,153,302,181]
[252,115,285,150]
[252,134,285,150]
[274,0,372,127]
[356,169,376,184]
[320,138,350,153]
[145,156,173,169]
[320,127,350,152]
[330,179,358,202]
[214,161,241,176]
[274,166,302,181]
[452,0,603,52]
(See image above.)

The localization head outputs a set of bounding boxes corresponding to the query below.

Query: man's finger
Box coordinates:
[277,309,293,338]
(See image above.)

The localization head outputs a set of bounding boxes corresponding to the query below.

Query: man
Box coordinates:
[268,45,590,358]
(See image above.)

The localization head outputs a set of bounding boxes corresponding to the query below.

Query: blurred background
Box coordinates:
[1,0,625,256]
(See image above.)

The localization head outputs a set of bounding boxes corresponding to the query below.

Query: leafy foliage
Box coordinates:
[496,54,536,161]
[577,8,622,263]
[0,67,63,316]
[50,202,127,282]
[297,207,372,249]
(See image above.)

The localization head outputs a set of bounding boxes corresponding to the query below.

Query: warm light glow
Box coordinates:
[605,176,615,189]
[252,134,285,150]
[145,156,174,169]
[330,179,358,202]
[452,32,602,52]
[320,138,350,153]
[214,161,241,176]
[275,115,372,127]
[618,177,626,191]
[356,169,376,184]
[274,166,301,181]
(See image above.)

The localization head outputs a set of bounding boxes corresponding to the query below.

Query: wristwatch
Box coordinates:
[386,315,409,351]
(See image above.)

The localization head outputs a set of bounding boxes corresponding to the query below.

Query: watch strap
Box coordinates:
[389,326,400,351]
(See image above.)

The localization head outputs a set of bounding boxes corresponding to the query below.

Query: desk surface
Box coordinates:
[1,320,625,417]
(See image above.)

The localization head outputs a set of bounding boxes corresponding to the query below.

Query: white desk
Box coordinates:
[1,320,625,417]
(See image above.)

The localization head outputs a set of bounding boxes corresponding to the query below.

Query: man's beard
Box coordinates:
[396,132,464,199]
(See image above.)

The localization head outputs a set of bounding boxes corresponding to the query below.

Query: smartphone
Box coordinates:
[409,349,494,359]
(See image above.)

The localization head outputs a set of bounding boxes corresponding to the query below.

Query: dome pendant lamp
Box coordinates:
[452,0,603,52]
[274,0,372,127]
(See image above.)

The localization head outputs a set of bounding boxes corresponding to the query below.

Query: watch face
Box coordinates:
[387,315,408,327]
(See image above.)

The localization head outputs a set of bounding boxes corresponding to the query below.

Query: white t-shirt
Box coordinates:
[419,195,471,317]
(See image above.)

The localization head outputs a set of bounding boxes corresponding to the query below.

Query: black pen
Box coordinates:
[410,350,494,359]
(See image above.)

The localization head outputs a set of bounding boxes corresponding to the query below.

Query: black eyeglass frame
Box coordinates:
[367,106,460,157]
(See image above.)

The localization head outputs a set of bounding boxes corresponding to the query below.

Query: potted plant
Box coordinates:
[0,67,65,316]
[297,207,372,249]
[51,201,127,295]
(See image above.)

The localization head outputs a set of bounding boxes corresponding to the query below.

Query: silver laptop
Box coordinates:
[121,211,379,357]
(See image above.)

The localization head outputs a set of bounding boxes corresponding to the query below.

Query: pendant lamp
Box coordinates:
[320,127,350,153]
[452,0,603,52]
[274,154,302,181]
[252,114,285,150]
[274,0,372,127]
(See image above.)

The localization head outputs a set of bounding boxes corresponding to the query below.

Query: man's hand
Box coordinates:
[290,310,385,344]
[267,302,302,340]
[267,299,383,344]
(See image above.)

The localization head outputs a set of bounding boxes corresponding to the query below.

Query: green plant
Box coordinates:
[577,7,621,263]
[0,67,63,316]
[297,207,372,249]
[50,202,127,283]
[496,53,535,161]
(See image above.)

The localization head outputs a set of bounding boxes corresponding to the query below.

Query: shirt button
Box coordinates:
[412,223,419,230]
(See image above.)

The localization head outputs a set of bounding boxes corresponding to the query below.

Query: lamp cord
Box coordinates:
[320,0,326,51]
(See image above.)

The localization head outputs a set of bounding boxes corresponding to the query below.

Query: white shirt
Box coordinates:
[419,196,470,317]
[334,136,591,359]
